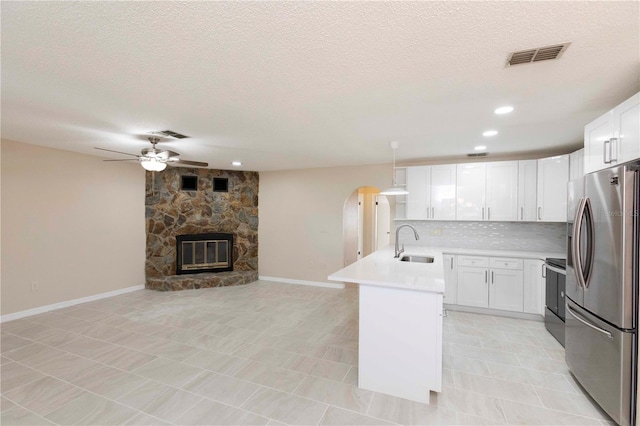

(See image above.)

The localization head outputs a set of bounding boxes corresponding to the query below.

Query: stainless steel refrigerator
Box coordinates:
[566,160,639,426]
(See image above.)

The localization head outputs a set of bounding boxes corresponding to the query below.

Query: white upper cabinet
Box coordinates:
[614,92,640,165]
[405,165,456,220]
[485,161,518,221]
[393,168,407,220]
[456,163,486,221]
[430,165,457,220]
[585,92,640,173]
[517,160,537,221]
[569,148,584,181]
[537,155,569,222]
[406,166,430,219]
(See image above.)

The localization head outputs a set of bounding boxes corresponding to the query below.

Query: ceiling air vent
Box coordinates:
[506,43,570,67]
[151,130,190,139]
[467,152,488,158]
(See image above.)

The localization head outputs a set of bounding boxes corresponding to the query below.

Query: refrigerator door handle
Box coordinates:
[567,305,613,339]
[572,197,587,289]
[582,198,595,288]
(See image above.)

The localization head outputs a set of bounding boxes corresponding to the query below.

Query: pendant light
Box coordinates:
[380,141,409,196]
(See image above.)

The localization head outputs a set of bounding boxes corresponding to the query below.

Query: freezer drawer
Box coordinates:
[565,299,636,425]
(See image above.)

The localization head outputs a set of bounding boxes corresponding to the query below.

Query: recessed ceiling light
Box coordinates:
[494,106,514,115]
[474,145,487,151]
[482,130,498,137]
[231,161,242,166]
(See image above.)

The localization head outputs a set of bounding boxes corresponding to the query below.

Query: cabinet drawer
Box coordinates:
[458,256,489,267]
[489,257,523,270]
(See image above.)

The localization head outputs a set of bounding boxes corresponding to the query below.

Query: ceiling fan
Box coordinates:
[95,136,208,171]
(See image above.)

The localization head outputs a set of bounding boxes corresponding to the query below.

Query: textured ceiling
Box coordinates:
[2,1,639,171]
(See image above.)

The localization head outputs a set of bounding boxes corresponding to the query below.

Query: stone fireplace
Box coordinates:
[144,167,258,291]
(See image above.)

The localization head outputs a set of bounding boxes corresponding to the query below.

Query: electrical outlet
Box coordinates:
[31,281,39,291]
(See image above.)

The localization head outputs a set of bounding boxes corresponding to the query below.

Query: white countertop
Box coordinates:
[327,245,565,294]
[328,246,446,294]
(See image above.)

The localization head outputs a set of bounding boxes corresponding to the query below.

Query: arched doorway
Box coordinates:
[342,187,391,267]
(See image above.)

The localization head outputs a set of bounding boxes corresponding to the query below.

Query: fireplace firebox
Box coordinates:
[176,233,233,275]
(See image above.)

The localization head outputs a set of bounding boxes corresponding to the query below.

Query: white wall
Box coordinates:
[259,164,391,284]
[1,140,146,315]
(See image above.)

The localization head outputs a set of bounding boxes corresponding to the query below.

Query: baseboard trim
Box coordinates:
[444,304,544,322]
[0,284,145,323]
[258,276,345,289]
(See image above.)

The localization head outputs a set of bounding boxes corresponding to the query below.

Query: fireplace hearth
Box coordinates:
[176,233,233,275]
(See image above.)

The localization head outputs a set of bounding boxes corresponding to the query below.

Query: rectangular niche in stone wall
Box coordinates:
[181,175,198,191]
[213,177,229,192]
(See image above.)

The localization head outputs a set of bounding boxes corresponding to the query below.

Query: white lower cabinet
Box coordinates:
[523,259,546,315]
[452,254,530,314]
[442,254,457,304]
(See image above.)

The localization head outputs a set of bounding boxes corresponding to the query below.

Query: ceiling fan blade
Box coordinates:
[103,158,140,162]
[95,147,139,157]
[168,159,209,168]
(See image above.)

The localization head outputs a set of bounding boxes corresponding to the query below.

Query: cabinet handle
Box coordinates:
[450,257,453,270]
[488,207,491,221]
[482,207,485,220]
[521,206,524,221]
[426,207,430,219]
[485,270,488,283]
[491,271,494,283]
[432,207,435,219]
[537,207,542,220]
[604,140,611,164]
[610,137,618,162]
[541,264,546,278]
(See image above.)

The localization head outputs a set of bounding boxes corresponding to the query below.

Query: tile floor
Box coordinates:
[1,281,613,425]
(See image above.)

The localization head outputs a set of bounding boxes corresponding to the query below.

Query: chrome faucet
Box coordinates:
[394,224,420,258]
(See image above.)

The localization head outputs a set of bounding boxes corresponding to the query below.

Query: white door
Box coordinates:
[486,161,518,221]
[537,155,569,222]
[489,269,524,312]
[457,266,489,308]
[456,163,486,221]
[442,254,457,304]
[614,92,640,165]
[517,160,537,221]
[430,164,456,220]
[406,166,430,220]
[375,195,391,251]
[523,259,545,315]
[357,193,364,260]
[584,111,614,174]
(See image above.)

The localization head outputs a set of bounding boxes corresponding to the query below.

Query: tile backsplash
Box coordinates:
[395,221,566,253]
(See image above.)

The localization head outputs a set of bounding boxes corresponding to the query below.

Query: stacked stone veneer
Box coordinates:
[145,167,258,291]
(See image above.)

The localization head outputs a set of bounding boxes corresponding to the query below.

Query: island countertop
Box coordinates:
[328,246,446,294]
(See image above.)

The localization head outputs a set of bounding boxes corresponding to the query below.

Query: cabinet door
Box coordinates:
[456,163,486,221]
[457,266,488,308]
[537,155,569,222]
[584,111,614,174]
[406,166,430,219]
[523,259,546,315]
[569,149,584,181]
[486,161,518,221]
[517,160,537,221]
[614,92,640,165]
[394,168,407,220]
[489,269,524,312]
[442,254,457,304]
[431,164,456,220]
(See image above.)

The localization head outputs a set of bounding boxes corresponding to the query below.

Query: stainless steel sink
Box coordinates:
[399,255,434,263]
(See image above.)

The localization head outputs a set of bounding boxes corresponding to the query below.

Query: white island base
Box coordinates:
[359,284,443,403]
[328,246,445,404]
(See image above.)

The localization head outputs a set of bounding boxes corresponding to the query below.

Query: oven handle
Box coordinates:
[544,264,566,275]
[567,306,613,339]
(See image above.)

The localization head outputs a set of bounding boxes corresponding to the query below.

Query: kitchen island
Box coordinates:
[328,246,445,404]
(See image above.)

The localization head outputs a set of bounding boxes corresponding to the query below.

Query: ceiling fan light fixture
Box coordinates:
[141,158,167,172]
